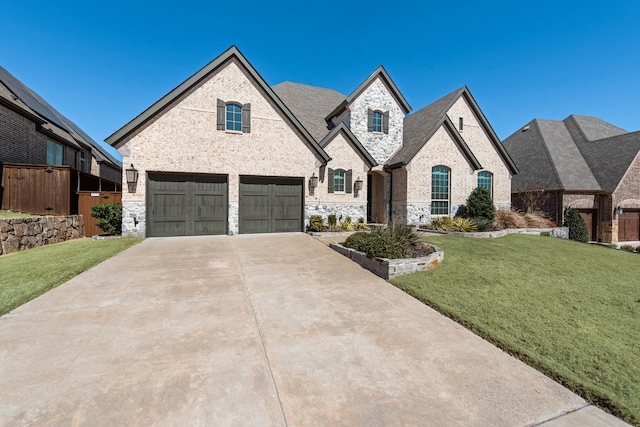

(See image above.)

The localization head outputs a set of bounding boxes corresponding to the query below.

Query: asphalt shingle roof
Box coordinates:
[272,82,346,142]
[0,66,121,167]
[503,115,640,193]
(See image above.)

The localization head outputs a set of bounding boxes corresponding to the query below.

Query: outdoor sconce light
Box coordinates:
[125,164,139,184]
[309,173,318,189]
[354,177,363,192]
[614,205,623,216]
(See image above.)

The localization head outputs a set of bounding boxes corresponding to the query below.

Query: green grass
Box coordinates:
[0,210,36,219]
[391,234,640,426]
[0,237,143,316]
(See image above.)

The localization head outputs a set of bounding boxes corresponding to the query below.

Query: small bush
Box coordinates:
[339,216,354,231]
[327,214,337,229]
[355,221,369,231]
[524,213,551,228]
[307,215,324,232]
[374,223,420,247]
[360,234,408,259]
[429,216,455,231]
[636,246,640,253]
[493,210,527,230]
[357,217,365,224]
[90,203,122,235]
[620,245,635,253]
[344,231,371,252]
[564,208,589,243]
[463,187,495,221]
[473,217,493,232]
[344,224,419,259]
[428,217,477,232]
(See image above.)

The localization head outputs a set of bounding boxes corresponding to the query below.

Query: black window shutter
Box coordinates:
[328,168,334,193]
[242,103,251,133]
[367,108,373,132]
[383,111,390,134]
[345,169,353,193]
[216,99,225,130]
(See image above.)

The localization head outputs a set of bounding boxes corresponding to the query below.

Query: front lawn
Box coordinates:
[0,237,143,316]
[391,234,639,425]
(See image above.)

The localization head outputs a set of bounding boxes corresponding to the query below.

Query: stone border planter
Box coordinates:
[421,227,569,239]
[330,242,444,280]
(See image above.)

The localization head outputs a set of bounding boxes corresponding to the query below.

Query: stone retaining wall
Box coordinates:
[421,227,569,239]
[330,242,444,280]
[0,215,84,255]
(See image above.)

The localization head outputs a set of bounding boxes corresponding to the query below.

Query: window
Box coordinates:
[226,103,242,131]
[477,171,493,195]
[372,111,383,132]
[431,166,450,215]
[328,168,352,194]
[333,169,345,192]
[78,151,86,171]
[46,140,64,166]
[367,108,389,134]
[217,99,251,133]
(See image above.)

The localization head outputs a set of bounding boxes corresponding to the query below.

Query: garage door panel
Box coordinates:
[619,211,640,241]
[239,177,303,234]
[147,173,228,237]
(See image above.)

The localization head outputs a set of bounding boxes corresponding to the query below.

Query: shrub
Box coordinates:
[564,208,589,243]
[357,217,365,224]
[327,214,337,229]
[355,221,369,231]
[429,216,455,231]
[344,231,371,252]
[307,215,324,232]
[620,245,635,253]
[360,234,408,259]
[493,210,527,230]
[462,187,495,221]
[523,213,551,228]
[90,203,122,235]
[374,223,419,247]
[429,217,477,232]
[452,217,478,232]
[472,217,493,232]
[339,216,354,231]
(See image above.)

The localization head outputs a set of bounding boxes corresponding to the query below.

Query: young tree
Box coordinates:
[463,187,496,221]
[563,208,589,243]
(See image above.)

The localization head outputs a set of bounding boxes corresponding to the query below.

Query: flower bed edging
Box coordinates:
[419,227,569,239]
[330,242,444,280]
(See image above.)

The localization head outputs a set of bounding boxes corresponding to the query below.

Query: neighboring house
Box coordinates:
[107,46,517,237]
[0,66,122,187]
[502,115,640,242]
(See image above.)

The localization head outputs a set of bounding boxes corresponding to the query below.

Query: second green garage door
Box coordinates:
[147,173,228,237]
[239,176,303,234]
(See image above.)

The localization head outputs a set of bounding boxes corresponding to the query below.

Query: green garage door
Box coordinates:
[147,173,228,237]
[239,176,303,234]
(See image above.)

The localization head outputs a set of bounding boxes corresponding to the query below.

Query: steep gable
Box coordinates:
[319,123,377,168]
[106,46,330,164]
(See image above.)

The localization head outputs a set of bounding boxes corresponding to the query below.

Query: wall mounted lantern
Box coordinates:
[614,205,623,216]
[354,177,363,192]
[309,173,318,189]
[125,164,139,184]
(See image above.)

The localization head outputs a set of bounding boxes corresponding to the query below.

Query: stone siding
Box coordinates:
[348,78,404,164]
[305,203,367,224]
[0,215,84,255]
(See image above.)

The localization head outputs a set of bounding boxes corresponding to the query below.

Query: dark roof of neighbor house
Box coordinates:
[325,66,412,121]
[388,86,518,174]
[106,46,331,164]
[0,66,121,168]
[272,82,346,142]
[503,114,639,193]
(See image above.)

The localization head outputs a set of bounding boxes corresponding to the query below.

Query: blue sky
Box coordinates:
[2,1,639,160]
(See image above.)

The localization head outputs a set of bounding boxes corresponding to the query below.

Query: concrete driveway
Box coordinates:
[0,233,628,426]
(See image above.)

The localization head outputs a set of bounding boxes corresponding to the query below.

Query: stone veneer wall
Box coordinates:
[305,203,367,224]
[0,215,84,255]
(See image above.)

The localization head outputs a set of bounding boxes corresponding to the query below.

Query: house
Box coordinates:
[0,66,122,188]
[106,46,517,237]
[502,115,640,242]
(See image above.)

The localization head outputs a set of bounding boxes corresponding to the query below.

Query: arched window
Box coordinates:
[333,169,345,192]
[225,103,242,131]
[478,171,493,195]
[431,166,450,216]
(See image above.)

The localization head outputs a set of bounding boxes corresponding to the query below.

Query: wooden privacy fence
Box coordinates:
[1,163,73,215]
[78,191,122,237]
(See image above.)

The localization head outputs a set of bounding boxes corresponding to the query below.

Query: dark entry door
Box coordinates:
[147,173,228,237]
[239,176,303,234]
[578,209,597,241]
